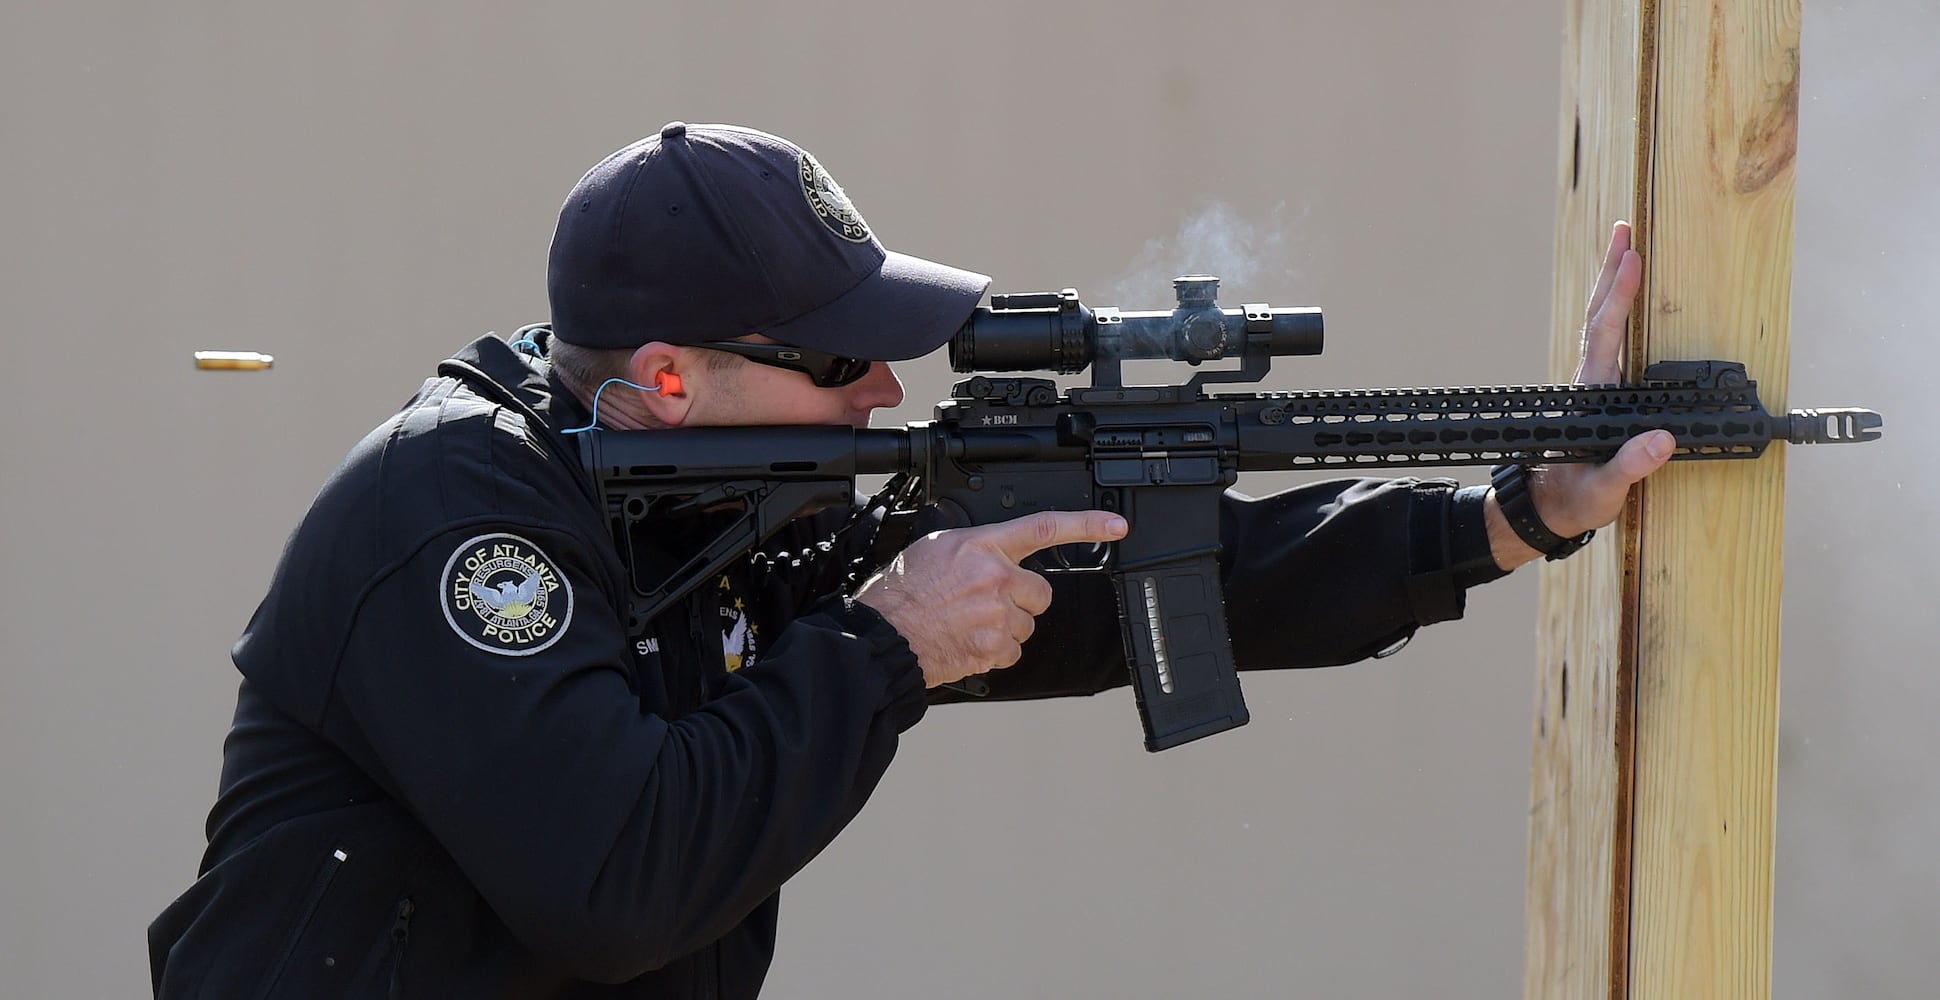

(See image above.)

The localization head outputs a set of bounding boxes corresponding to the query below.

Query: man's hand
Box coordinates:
[1486,220,1676,569]
[856,510,1129,688]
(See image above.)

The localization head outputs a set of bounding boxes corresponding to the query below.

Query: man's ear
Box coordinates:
[626,342,695,426]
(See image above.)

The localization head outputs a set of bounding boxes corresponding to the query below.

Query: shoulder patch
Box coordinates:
[441,533,573,656]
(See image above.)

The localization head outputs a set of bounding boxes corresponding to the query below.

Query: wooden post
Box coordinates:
[1525,2,1798,998]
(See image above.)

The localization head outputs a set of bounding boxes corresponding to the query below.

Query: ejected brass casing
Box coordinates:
[193,351,274,371]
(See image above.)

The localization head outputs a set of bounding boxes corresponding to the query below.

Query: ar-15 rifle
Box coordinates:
[576,277,1882,752]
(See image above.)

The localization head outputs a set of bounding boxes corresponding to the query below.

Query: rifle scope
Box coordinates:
[948,275,1323,374]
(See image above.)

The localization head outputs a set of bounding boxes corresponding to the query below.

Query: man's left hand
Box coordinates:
[1486,220,1675,569]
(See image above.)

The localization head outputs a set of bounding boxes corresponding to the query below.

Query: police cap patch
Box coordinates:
[799,152,872,244]
[441,533,573,655]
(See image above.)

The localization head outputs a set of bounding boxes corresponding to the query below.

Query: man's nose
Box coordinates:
[850,361,904,411]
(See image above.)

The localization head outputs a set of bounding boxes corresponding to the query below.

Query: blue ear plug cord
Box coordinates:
[508,322,548,357]
[505,324,665,433]
[562,377,662,435]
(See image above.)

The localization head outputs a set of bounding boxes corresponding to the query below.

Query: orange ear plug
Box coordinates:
[653,371,683,395]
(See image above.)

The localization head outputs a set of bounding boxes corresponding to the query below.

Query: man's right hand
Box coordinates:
[855,510,1129,688]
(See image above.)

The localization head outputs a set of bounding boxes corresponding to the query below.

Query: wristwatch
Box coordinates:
[1489,463,1595,561]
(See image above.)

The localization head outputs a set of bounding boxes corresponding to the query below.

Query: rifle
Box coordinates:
[575,277,1882,751]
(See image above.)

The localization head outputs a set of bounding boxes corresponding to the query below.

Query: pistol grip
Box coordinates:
[1111,550,1249,751]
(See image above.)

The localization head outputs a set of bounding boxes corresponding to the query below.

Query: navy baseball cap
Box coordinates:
[547,122,990,361]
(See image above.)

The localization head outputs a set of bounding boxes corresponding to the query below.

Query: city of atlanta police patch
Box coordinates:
[799,152,872,243]
[441,533,573,656]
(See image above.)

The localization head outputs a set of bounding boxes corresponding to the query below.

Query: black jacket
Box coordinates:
[149,333,1499,998]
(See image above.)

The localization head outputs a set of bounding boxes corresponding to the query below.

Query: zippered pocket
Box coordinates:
[253,845,349,1000]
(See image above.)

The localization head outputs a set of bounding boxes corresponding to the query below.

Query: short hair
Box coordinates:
[546,339,633,396]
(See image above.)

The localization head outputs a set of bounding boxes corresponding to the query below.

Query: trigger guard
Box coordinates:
[1031,539,1112,573]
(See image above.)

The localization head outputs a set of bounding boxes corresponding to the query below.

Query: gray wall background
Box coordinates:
[1,2,1930,997]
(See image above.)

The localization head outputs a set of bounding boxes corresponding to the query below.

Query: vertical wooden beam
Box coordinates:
[1525,2,1798,998]
[1524,5,1644,996]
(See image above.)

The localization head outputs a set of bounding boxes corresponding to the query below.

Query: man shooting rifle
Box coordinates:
[151,121,1833,998]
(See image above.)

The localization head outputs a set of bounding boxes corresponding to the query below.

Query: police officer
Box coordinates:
[148,122,1670,997]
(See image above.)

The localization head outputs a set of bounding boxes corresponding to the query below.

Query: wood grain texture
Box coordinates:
[1627,1,1796,996]
[1526,1,1795,998]
[1525,3,1644,997]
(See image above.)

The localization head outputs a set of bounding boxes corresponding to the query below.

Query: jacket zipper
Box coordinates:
[253,846,349,1000]
[387,897,415,998]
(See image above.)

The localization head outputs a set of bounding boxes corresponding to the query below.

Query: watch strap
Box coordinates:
[1489,463,1595,561]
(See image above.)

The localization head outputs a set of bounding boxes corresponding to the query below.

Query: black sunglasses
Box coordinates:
[689,340,873,388]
